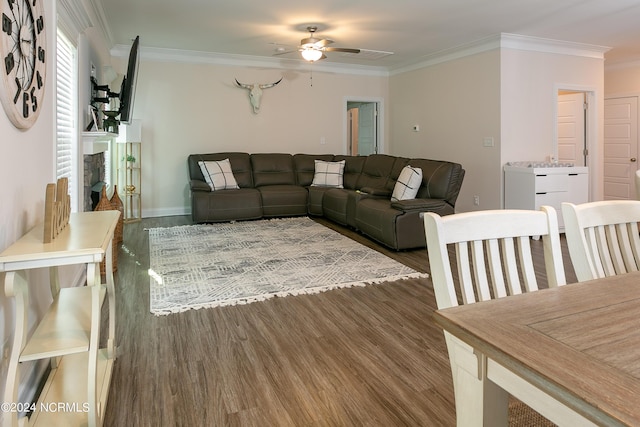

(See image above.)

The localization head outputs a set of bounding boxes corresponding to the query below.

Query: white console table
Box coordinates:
[0,211,119,427]
[504,164,589,231]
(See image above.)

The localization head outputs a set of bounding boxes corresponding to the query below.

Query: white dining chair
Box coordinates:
[635,170,640,200]
[562,200,640,282]
[424,207,575,426]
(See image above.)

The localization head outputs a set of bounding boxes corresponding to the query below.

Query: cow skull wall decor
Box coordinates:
[235,77,283,114]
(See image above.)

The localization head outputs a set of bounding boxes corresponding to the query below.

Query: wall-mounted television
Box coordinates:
[118,35,140,124]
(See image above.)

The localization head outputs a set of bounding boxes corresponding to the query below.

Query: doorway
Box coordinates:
[555,87,597,201]
[557,91,587,166]
[603,96,639,200]
[345,99,382,155]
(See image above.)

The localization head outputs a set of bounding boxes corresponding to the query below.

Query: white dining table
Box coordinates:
[433,271,640,426]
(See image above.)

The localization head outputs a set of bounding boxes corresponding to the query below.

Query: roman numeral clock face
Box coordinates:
[0,0,46,129]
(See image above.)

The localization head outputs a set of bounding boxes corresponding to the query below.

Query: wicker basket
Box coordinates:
[95,186,118,274]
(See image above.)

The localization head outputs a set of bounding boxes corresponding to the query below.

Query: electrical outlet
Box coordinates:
[473,195,480,206]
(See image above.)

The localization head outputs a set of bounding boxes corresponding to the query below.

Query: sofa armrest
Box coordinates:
[360,187,392,198]
[190,180,211,192]
[391,198,447,212]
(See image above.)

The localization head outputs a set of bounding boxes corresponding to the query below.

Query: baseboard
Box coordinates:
[143,206,191,218]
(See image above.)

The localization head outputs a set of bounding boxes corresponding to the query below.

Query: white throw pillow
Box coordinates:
[198,159,240,191]
[311,160,345,188]
[391,166,423,201]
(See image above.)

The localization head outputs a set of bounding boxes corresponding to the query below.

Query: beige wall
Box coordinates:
[501,49,605,200]
[390,50,502,212]
[0,0,57,406]
[389,46,605,212]
[605,63,640,95]
[112,57,389,216]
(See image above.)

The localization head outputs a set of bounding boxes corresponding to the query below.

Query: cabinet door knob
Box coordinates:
[632,158,637,162]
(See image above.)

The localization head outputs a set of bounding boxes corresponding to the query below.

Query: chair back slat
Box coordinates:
[501,237,523,296]
[627,222,640,269]
[615,223,639,274]
[455,241,476,305]
[471,240,493,301]
[486,239,508,299]
[584,227,604,278]
[562,200,640,281]
[517,236,539,292]
[607,224,626,274]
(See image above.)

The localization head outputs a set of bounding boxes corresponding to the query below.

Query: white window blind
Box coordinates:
[56,29,77,211]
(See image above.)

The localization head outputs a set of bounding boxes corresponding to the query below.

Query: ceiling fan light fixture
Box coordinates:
[301,48,323,62]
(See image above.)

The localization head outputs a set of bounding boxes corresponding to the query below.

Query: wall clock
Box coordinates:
[0,0,46,130]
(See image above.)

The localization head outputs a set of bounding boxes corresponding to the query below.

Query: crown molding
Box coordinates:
[390,33,610,76]
[499,33,610,58]
[109,32,609,78]
[110,44,390,77]
[84,0,114,46]
[57,0,92,41]
[390,35,502,75]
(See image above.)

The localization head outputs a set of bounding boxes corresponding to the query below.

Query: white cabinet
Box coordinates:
[504,164,589,231]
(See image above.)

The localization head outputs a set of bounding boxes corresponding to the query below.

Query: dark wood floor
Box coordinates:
[103,215,577,426]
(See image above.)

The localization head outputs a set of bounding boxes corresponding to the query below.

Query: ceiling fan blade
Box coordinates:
[324,47,361,54]
[315,39,334,48]
[273,50,297,56]
[300,38,333,49]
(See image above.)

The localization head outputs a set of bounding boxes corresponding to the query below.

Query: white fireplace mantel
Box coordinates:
[82,131,117,154]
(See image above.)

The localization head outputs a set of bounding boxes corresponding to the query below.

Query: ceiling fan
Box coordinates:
[277,26,361,62]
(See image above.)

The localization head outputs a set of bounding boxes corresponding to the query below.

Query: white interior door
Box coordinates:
[347,108,359,155]
[557,93,586,166]
[604,97,638,200]
[357,103,377,155]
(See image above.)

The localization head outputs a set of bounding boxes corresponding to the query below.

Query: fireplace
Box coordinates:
[83,152,105,211]
[82,131,117,211]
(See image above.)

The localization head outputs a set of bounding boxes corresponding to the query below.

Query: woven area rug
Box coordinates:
[147,217,426,315]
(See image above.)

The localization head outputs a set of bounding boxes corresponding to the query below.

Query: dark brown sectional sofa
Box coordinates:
[188,152,465,250]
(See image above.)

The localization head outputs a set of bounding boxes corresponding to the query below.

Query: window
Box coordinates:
[56,29,78,212]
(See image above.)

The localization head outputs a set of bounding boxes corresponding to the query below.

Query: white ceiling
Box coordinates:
[97,0,640,70]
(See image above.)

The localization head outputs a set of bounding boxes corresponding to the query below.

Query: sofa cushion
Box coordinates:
[355,198,407,249]
[251,153,296,187]
[191,188,262,223]
[258,185,308,217]
[323,188,368,228]
[356,154,400,190]
[334,155,366,189]
[409,159,465,207]
[391,166,422,201]
[198,159,240,191]
[355,198,430,250]
[311,160,346,188]
[308,186,331,216]
[322,189,350,226]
